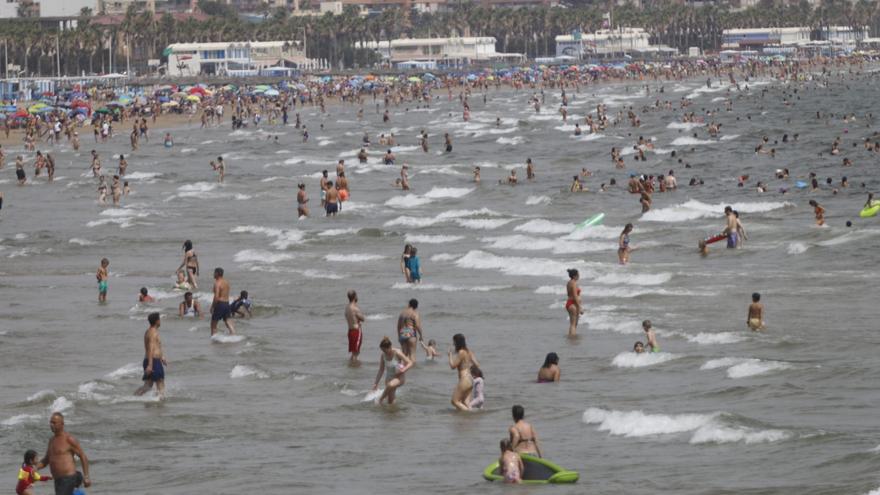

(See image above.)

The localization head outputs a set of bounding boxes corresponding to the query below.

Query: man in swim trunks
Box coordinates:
[345,290,365,364]
[36,413,91,495]
[135,312,166,399]
[397,299,423,362]
[210,267,235,336]
[96,258,109,303]
[723,206,738,248]
[325,182,339,216]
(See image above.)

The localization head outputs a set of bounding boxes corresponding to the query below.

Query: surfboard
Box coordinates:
[859,200,880,218]
[575,213,605,230]
[483,454,579,484]
[703,232,728,245]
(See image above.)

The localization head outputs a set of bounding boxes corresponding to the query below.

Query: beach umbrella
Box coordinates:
[186,95,201,102]
[94,107,111,114]
[14,108,28,118]
[3,105,18,112]
[188,86,207,95]
[264,88,280,96]
[118,95,132,104]
[171,91,187,98]
[422,73,436,80]
[28,103,48,114]
[466,74,477,81]
[158,96,170,103]
[36,106,55,113]
[161,101,179,108]
[255,84,271,91]
[0,114,6,120]
[407,76,421,82]
[106,101,125,108]
[222,84,238,91]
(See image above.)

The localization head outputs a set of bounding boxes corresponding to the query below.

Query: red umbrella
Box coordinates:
[188,86,207,95]
[14,108,28,118]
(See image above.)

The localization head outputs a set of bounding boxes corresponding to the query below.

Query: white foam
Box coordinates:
[593,272,673,286]
[423,187,473,199]
[230,364,269,379]
[682,332,746,345]
[689,425,790,444]
[212,334,246,344]
[27,389,56,403]
[234,249,295,264]
[667,122,705,130]
[125,171,162,180]
[1,414,41,426]
[456,250,570,277]
[68,238,95,246]
[50,397,74,414]
[318,228,360,237]
[105,362,141,380]
[670,136,715,146]
[366,313,392,321]
[385,194,434,208]
[430,253,459,262]
[701,357,792,378]
[405,234,464,244]
[456,219,513,230]
[514,219,573,235]
[787,242,808,255]
[324,253,386,262]
[641,199,792,223]
[77,381,114,401]
[526,195,552,206]
[496,136,524,145]
[482,235,608,254]
[230,225,304,249]
[611,352,681,368]
[583,407,716,437]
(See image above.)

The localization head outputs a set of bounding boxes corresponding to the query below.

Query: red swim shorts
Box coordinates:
[348,327,362,354]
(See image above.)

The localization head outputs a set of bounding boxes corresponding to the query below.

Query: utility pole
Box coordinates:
[126,34,131,76]
[4,39,8,79]
[109,33,113,74]
[56,34,61,77]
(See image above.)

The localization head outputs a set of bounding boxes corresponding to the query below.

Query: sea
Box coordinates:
[2,69,880,495]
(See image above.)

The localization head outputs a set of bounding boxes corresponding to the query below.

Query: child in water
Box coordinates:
[230,290,252,318]
[748,293,765,331]
[16,449,52,495]
[633,341,646,354]
[96,258,109,303]
[498,439,523,484]
[420,338,439,360]
[138,287,156,303]
[643,320,659,352]
[468,366,484,409]
[408,247,421,283]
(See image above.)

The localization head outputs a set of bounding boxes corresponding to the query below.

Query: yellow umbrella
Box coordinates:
[186,95,200,102]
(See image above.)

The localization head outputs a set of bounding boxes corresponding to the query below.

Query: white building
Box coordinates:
[357,37,523,67]
[819,26,868,44]
[722,27,810,49]
[0,0,99,18]
[556,28,675,58]
[165,41,314,76]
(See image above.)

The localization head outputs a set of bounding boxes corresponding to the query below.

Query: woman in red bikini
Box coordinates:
[565,269,583,337]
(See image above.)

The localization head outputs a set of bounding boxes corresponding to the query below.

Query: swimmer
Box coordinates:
[526,158,534,180]
[135,312,166,399]
[16,449,52,495]
[537,352,561,383]
[179,291,201,318]
[618,223,633,264]
[397,298,422,361]
[408,247,421,283]
[448,333,480,411]
[473,166,481,183]
[570,175,583,192]
[230,290,252,318]
[509,405,542,458]
[173,271,191,291]
[210,267,235,336]
[809,200,825,226]
[96,258,109,303]
[372,336,413,405]
[138,287,156,303]
[297,183,309,218]
[325,181,339,216]
[633,341,646,354]
[345,290,365,364]
[468,366,484,409]
[499,440,523,484]
[400,165,410,191]
[163,132,173,148]
[502,169,518,185]
[642,320,659,352]
[178,240,199,290]
[565,268,583,337]
[747,292,764,331]
[420,338,439,360]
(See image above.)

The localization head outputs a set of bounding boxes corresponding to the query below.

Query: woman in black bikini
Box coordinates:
[508,405,542,457]
[178,240,199,289]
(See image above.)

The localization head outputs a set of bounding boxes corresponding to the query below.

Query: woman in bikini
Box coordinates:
[372,336,413,405]
[537,352,561,383]
[565,269,583,337]
[448,333,480,411]
[509,405,542,458]
[618,223,633,265]
[178,240,200,289]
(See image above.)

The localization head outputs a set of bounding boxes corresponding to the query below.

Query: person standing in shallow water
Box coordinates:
[210,267,235,336]
[135,312,166,399]
[509,405,542,458]
[37,413,92,494]
[448,333,480,411]
[565,269,583,337]
[372,336,413,405]
[345,290,365,364]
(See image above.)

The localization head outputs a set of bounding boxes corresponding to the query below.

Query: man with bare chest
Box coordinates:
[37,413,91,495]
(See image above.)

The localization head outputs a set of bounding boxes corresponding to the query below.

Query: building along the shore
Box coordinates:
[164,41,324,77]
[555,28,677,59]
[357,37,524,68]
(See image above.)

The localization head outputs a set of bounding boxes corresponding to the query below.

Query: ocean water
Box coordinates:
[2,71,880,494]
